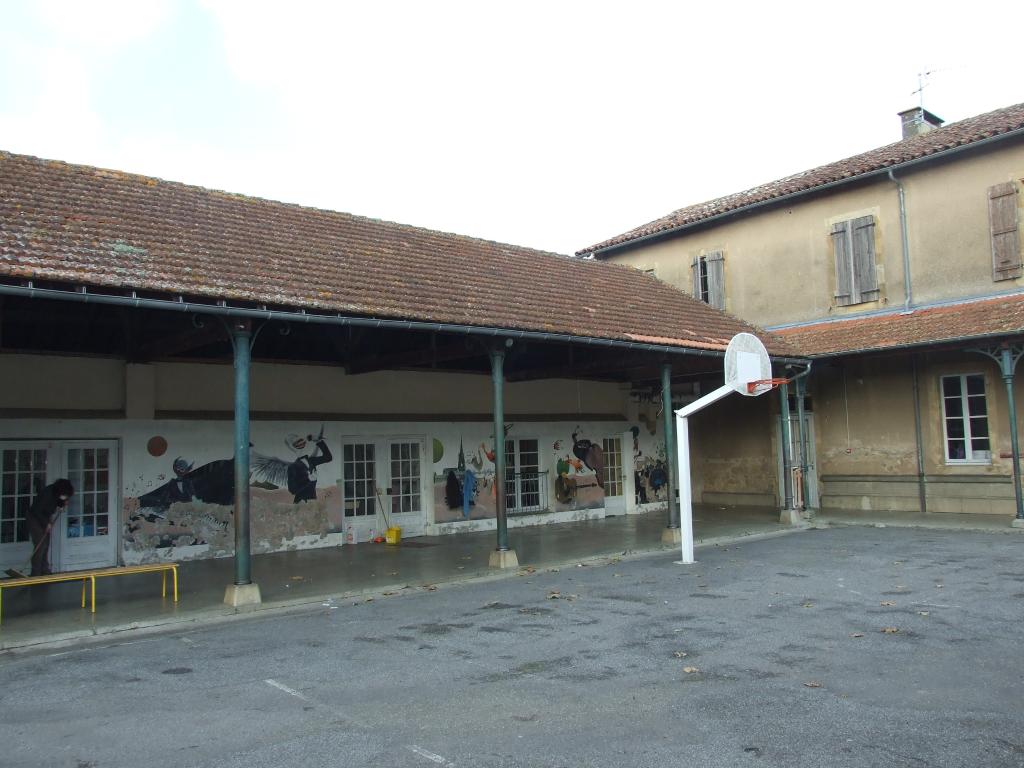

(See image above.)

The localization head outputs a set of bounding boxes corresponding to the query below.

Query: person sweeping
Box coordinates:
[27,479,74,576]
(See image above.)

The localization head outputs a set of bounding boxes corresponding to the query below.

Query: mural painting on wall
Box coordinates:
[435,437,496,524]
[124,426,340,560]
[552,428,605,511]
[631,424,669,505]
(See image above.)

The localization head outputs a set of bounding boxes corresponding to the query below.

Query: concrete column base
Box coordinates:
[661,527,682,544]
[224,583,262,607]
[489,549,520,569]
[779,508,804,526]
[1011,518,1024,529]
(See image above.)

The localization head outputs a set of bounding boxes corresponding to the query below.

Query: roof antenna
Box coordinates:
[911,69,937,109]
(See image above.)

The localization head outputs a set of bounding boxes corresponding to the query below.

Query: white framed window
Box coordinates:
[941,374,991,464]
[504,438,543,513]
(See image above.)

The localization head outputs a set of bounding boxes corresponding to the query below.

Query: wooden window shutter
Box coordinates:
[989,182,1021,281]
[851,215,879,300]
[831,221,853,305]
[691,256,702,298]
[706,251,725,309]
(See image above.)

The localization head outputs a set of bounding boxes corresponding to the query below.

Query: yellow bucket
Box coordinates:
[385,526,402,545]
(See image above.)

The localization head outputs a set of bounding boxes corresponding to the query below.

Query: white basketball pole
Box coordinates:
[674,384,734,564]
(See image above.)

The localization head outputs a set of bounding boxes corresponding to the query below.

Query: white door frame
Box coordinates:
[54,440,119,571]
[340,436,428,543]
[602,434,626,515]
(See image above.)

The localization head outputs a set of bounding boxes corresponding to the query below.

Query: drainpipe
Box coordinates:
[490,346,509,551]
[779,383,793,511]
[911,354,928,514]
[888,170,913,311]
[788,363,814,510]
[662,363,680,532]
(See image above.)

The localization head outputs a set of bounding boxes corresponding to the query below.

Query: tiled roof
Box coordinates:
[773,293,1024,357]
[0,151,797,357]
[580,102,1024,256]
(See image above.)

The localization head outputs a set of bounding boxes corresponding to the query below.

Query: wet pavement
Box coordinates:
[0,505,791,652]
[1,525,1021,767]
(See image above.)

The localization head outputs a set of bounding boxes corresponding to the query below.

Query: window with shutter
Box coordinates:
[989,182,1021,281]
[691,252,725,309]
[832,216,879,306]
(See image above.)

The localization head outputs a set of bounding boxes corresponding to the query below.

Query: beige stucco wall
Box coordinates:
[0,353,628,418]
[811,351,1023,514]
[604,140,1024,328]
[0,354,125,412]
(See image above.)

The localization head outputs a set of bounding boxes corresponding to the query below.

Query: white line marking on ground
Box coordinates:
[407,745,455,766]
[265,678,310,702]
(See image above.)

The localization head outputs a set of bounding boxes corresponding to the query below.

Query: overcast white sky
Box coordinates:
[2,1,1022,255]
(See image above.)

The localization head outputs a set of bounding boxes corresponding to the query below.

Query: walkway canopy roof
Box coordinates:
[0,151,799,383]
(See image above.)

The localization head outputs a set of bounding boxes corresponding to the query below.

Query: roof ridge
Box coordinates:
[579,101,1024,255]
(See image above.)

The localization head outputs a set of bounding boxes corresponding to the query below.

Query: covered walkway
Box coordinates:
[0,505,789,653]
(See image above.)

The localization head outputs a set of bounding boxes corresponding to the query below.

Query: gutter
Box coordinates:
[587,125,1024,259]
[790,328,1024,360]
[0,282,808,365]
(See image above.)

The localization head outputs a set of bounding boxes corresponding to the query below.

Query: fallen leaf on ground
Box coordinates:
[673,651,688,658]
[803,681,823,688]
[802,602,814,608]
[683,666,700,674]
[849,632,864,638]
[881,626,900,634]
[547,591,561,599]
[289,576,304,581]
[917,611,930,616]
[424,584,438,591]
[935,584,944,588]
[364,597,374,603]
[880,601,896,606]
[382,591,396,596]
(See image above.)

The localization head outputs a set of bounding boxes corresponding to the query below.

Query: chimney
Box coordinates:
[898,107,944,139]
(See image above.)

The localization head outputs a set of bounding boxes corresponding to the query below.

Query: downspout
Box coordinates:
[888,170,913,311]
[786,362,814,511]
[911,354,928,514]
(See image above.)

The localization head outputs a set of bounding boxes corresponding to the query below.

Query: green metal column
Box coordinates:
[490,347,510,551]
[1000,346,1024,521]
[661,364,679,529]
[232,320,253,585]
[779,383,793,510]
[794,376,809,509]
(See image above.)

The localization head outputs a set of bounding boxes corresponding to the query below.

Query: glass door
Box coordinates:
[341,441,378,543]
[386,440,425,537]
[0,443,50,573]
[602,436,625,515]
[57,442,118,570]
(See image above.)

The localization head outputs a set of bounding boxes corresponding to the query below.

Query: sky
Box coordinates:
[1,0,1022,256]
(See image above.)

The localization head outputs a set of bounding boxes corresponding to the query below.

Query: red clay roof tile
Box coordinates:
[774,293,1024,357]
[0,150,797,357]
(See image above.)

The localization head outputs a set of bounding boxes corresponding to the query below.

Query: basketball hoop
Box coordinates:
[745,377,791,396]
[723,332,772,396]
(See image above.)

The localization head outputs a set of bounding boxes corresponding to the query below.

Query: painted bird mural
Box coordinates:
[571,429,605,489]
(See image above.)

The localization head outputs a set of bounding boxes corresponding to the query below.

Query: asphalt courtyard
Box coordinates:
[1,526,1022,768]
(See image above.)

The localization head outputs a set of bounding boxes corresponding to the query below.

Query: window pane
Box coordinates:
[1,497,12,520]
[411,444,420,460]
[947,439,966,460]
[966,375,985,396]
[17,452,31,471]
[971,437,991,453]
[967,396,987,417]
[2,473,13,495]
[343,444,353,462]
[942,377,962,397]
[355,444,364,461]
[34,449,47,468]
[944,398,963,418]
[1,520,12,543]
[970,417,989,438]
[391,444,399,460]
[946,419,964,439]
[366,445,374,462]
[2,451,14,472]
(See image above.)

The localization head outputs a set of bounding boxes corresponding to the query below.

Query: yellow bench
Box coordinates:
[0,563,178,626]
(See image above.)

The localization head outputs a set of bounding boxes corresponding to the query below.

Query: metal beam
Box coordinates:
[232,319,253,585]
[346,339,480,375]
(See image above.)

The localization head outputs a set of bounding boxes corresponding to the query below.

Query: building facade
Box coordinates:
[583,102,1024,521]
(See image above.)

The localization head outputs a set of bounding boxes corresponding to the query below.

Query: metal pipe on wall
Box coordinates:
[661,363,680,530]
[911,354,928,514]
[888,170,914,311]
